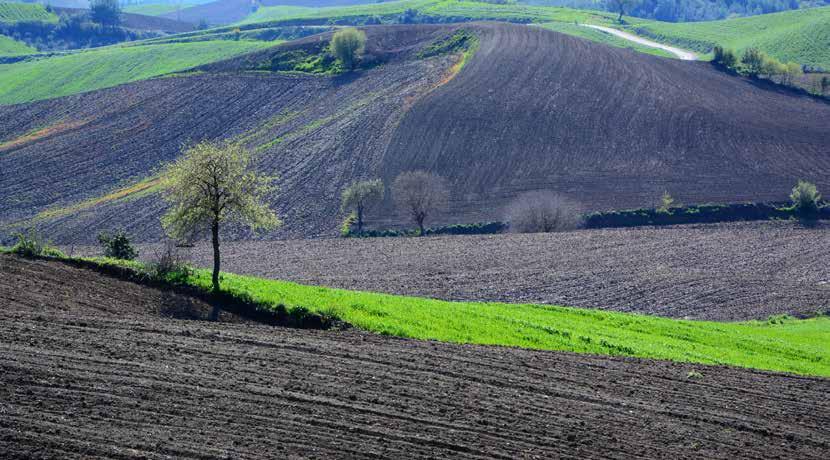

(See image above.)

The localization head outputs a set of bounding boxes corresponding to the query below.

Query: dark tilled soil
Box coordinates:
[144,221,830,321]
[3,23,829,243]
[1,255,829,459]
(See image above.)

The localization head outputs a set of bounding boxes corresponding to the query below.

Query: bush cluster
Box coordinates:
[97,230,138,260]
[11,229,65,258]
[713,45,805,90]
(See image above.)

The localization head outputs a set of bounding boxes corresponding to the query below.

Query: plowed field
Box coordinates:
[1,255,829,458]
[140,221,830,321]
[2,23,828,243]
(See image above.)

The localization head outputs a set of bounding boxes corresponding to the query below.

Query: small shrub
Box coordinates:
[12,229,65,259]
[657,191,676,214]
[790,180,822,218]
[97,229,137,260]
[506,191,582,233]
[147,240,191,281]
[329,28,366,71]
[741,47,766,77]
[713,45,737,69]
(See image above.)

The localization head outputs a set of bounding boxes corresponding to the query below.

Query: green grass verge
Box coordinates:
[0,39,276,105]
[538,22,674,58]
[626,6,830,68]
[0,2,57,24]
[151,263,828,378]
[8,250,829,377]
[0,33,35,56]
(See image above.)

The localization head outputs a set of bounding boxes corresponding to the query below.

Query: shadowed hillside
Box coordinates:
[0,23,828,242]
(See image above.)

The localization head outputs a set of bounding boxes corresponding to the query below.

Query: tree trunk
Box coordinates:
[357,205,364,233]
[618,10,623,23]
[210,219,221,321]
[417,218,425,237]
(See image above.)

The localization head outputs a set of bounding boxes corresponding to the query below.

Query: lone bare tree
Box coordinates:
[341,179,384,233]
[392,170,449,236]
[161,141,281,319]
[506,191,582,233]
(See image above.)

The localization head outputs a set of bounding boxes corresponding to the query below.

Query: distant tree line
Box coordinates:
[711,45,826,94]
[527,0,826,22]
[0,1,158,52]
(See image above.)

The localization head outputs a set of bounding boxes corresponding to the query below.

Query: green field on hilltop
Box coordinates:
[172,266,829,377]
[238,5,320,25]
[0,2,57,23]
[123,3,184,16]
[232,1,828,67]
[0,39,275,104]
[0,34,35,56]
[627,6,830,68]
[238,0,615,26]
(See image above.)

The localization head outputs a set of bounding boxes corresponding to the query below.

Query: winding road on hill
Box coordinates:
[583,24,698,60]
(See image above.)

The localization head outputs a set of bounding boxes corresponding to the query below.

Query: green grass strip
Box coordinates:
[176,267,829,377]
[14,252,827,378]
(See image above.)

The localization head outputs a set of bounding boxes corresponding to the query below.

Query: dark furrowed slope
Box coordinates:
[0,26,457,242]
[382,23,830,226]
[126,221,830,321]
[2,255,829,459]
[1,23,829,242]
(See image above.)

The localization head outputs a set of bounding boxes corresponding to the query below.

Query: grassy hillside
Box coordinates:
[123,1,209,16]
[0,33,35,55]
[628,6,830,68]
[0,2,58,23]
[0,39,275,104]
[239,5,318,24]
[240,0,615,25]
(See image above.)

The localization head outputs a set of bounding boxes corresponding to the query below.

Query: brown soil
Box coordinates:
[2,23,828,243]
[2,254,829,459]
[131,221,830,321]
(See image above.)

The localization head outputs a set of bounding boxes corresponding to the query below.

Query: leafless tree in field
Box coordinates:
[506,191,582,233]
[392,170,449,236]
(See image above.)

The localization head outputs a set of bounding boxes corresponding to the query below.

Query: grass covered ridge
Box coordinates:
[0,33,35,56]
[56,254,829,378]
[626,6,830,68]
[0,2,57,24]
[0,39,275,104]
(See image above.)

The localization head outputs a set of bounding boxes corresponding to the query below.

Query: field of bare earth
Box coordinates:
[2,254,829,459]
[127,221,830,322]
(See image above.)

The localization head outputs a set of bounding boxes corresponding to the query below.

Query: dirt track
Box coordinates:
[121,221,830,322]
[582,25,697,60]
[2,254,829,458]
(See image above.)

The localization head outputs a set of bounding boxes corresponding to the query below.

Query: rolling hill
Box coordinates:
[0,33,33,55]
[162,0,398,25]
[0,2,58,23]
[627,6,830,69]
[0,23,828,243]
[0,39,276,104]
